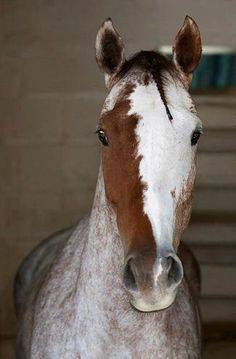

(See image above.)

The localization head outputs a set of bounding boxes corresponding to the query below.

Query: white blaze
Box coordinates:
[128,74,201,253]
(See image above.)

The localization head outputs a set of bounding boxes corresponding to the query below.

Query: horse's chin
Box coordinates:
[130,292,177,313]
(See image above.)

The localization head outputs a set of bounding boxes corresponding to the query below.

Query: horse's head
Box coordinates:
[95,16,202,312]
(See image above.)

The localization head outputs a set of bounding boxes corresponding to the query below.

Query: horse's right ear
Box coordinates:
[95,18,125,88]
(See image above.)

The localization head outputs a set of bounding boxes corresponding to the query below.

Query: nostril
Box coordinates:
[167,255,183,286]
[123,259,138,291]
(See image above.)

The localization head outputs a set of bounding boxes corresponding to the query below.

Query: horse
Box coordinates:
[15,15,203,358]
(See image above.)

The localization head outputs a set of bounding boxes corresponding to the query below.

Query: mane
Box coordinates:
[116,51,179,121]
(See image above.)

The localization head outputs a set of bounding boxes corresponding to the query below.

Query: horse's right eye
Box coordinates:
[96,129,109,146]
[191,128,203,146]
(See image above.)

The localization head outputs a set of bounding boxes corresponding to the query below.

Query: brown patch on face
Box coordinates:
[173,159,197,249]
[100,84,156,257]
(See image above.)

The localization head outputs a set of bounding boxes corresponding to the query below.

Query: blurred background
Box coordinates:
[0,1,235,358]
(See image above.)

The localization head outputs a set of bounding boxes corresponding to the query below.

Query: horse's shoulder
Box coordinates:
[15,217,89,357]
[14,216,89,318]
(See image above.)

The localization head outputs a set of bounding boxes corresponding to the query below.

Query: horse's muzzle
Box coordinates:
[123,251,183,312]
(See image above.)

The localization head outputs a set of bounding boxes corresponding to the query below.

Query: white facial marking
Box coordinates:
[128,73,201,253]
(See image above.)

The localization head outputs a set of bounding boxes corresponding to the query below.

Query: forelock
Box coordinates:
[112,51,181,121]
[117,51,177,80]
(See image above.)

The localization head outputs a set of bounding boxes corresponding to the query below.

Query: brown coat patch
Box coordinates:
[100,84,156,257]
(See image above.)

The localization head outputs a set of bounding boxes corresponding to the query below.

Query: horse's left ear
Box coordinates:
[173,16,202,88]
[96,18,125,88]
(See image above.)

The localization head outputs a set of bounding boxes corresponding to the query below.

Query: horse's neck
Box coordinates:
[77,166,124,301]
[88,166,122,261]
[89,165,118,242]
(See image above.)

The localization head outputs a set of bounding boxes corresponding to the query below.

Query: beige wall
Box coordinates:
[0,1,235,356]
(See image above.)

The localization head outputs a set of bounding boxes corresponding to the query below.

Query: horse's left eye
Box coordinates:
[191,129,202,146]
[96,129,109,146]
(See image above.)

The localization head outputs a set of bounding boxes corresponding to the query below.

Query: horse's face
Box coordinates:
[96,17,202,312]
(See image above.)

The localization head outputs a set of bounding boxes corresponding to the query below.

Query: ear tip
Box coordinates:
[96,18,114,42]
[184,15,199,29]
[102,17,114,28]
[106,17,113,23]
[185,15,193,22]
